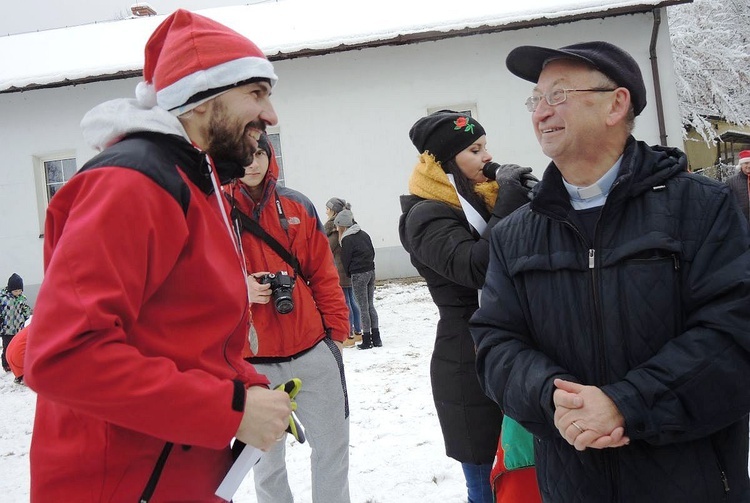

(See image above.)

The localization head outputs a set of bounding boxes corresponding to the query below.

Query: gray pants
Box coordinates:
[351,270,378,333]
[252,338,351,503]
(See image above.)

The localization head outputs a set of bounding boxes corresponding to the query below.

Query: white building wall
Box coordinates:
[0,10,682,302]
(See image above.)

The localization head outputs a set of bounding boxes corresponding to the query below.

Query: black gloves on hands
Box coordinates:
[483,162,538,221]
[482,162,539,193]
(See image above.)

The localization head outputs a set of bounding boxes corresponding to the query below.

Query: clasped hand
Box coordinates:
[552,378,629,451]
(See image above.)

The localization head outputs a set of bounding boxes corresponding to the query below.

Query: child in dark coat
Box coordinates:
[1,273,32,372]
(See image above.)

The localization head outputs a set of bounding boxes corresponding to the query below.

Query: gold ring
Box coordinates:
[571,421,585,434]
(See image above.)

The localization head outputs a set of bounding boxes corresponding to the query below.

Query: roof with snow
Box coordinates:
[0,0,689,94]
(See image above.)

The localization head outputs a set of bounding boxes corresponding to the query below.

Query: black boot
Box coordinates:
[357,332,373,350]
[371,328,382,347]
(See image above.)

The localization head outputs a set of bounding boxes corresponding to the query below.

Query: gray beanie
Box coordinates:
[334,209,354,227]
[326,197,348,214]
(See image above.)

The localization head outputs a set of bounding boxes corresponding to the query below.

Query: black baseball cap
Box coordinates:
[505,41,647,116]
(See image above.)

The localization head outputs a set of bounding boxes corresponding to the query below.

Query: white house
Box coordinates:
[0,0,690,303]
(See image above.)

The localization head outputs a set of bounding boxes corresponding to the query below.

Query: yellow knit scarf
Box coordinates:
[408,152,498,210]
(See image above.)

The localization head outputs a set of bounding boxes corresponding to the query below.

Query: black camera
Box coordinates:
[258,271,295,314]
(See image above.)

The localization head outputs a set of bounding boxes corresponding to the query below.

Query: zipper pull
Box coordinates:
[720,470,730,493]
[589,249,595,269]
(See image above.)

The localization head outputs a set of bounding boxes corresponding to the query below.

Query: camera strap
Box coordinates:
[227,192,339,338]
[228,198,307,284]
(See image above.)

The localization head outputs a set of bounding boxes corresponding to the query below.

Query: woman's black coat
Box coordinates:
[398,194,504,464]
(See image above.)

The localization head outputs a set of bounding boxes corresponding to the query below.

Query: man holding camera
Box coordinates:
[224,133,352,503]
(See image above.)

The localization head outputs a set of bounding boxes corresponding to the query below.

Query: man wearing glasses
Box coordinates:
[471,41,750,502]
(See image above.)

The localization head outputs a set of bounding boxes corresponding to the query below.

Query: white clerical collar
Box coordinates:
[563,156,623,210]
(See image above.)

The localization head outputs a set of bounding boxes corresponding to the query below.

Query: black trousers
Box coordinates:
[1,334,14,370]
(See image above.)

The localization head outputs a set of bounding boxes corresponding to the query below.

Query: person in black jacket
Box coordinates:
[726,150,750,222]
[470,41,750,503]
[399,110,534,503]
[335,209,381,350]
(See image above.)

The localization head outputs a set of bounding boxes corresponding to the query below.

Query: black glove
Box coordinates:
[483,162,539,192]
[483,162,536,221]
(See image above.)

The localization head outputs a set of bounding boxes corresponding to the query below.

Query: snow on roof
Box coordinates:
[0,0,688,93]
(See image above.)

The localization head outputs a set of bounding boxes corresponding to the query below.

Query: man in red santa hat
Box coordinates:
[25,9,293,502]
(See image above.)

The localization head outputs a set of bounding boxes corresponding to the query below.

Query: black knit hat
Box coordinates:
[505,41,647,116]
[7,273,23,291]
[409,110,486,164]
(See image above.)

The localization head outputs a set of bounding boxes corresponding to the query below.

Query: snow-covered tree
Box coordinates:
[668,0,750,143]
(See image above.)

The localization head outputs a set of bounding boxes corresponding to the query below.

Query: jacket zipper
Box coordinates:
[587,246,619,501]
[588,203,623,502]
[534,181,628,499]
[138,442,174,503]
[711,437,731,498]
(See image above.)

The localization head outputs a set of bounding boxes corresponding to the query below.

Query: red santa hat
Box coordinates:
[135,9,277,113]
[739,150,750,165]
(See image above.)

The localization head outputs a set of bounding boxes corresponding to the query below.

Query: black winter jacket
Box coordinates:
[399,195,503,464]
[471,137,750,502]
[726,171,750,222]
[340,226,375,276]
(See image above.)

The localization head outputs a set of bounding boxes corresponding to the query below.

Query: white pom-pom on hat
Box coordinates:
[135,81,157,108]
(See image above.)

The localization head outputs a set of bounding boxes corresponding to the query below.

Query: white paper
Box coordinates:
[215,443,263,502]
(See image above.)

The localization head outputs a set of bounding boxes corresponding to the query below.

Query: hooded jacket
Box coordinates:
[0,287,31,336]
[25,98,269,503]
[225,148,349,357]
[339,224,375,276]
[471,138,750,502]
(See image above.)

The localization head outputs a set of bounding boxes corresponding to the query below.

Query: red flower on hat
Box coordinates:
[454,117,475,134]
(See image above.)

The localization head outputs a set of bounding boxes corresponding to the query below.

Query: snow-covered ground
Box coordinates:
[5,278,749,501]
[0,278,470,502]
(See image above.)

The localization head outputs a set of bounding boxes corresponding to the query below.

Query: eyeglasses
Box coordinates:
[525,88,617,112]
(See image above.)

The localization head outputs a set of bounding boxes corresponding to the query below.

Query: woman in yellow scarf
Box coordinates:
[398,110,534,503]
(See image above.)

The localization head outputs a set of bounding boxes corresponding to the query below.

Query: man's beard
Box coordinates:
[205,101,261,169]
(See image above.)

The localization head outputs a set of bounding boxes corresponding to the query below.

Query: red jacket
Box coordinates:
[25,134,269,503]
[225,152,349,357]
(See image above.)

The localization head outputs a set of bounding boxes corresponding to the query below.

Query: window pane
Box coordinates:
[43,157,77,203]
[45,160,64,183]
[48,183,64,199]
[62,158,77,180]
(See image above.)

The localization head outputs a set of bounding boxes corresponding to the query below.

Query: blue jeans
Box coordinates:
[461,462,493,503]
[343,286,362,333]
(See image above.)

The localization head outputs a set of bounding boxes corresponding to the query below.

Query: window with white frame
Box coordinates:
[33,153,78,236]
[43,157,77,201]
[266,130,285,186]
